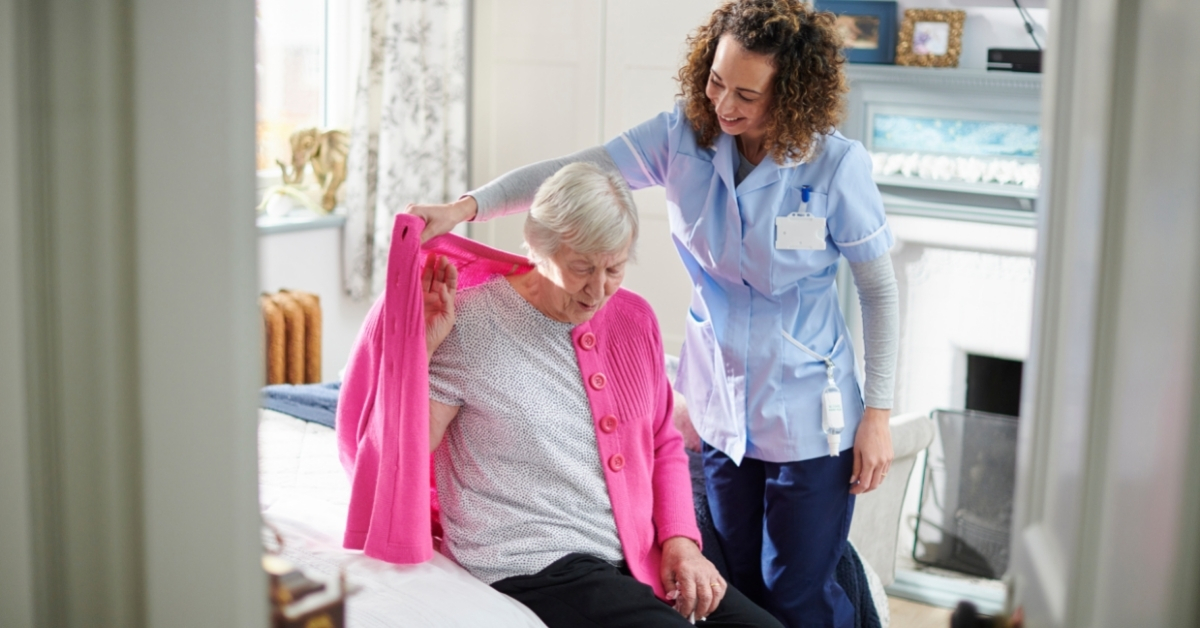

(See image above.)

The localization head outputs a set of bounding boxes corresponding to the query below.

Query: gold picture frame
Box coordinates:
[895,9,966,68]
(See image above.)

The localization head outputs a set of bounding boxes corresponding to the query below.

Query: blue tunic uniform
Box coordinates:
[605,103,893,465]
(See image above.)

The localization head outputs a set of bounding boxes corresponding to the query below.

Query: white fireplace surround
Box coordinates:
[888,215,1035,416]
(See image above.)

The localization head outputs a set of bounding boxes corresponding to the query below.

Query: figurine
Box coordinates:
[276,127,349,212]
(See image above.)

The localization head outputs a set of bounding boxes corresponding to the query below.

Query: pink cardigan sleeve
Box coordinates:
[335,215,433,564]
[644,316,703,548]
[334,216,533,565]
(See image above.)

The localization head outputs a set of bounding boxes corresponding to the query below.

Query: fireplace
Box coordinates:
[894,244,1031,582]
[965,353,1023,417]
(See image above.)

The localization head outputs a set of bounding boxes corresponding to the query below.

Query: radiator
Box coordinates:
[261,289,322,385]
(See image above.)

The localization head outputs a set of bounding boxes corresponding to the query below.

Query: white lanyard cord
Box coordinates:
[780,331,842,384]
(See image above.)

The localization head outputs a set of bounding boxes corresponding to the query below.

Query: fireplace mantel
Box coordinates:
[842,66,1043,228]
[845,65,1042,98]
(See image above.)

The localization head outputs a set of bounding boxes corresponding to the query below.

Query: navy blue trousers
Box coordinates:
[703,444,857,628]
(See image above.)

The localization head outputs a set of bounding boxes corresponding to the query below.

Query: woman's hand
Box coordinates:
[405,196,478,242]
[422,253,458,358]
[850,406,893,494]
[672,393,702,453]
[660,536,726,621]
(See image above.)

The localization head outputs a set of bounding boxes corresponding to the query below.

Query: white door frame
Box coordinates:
[0,0,37,623]
[1013,0,1200,626]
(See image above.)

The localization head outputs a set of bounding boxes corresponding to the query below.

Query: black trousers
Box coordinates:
[491,553,785,628]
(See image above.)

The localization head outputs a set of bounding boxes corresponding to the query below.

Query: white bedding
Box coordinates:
[258,409,548,628]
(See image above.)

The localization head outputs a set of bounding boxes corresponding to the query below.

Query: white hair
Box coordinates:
[523,162,639,263]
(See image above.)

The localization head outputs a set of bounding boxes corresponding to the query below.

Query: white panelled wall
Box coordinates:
[469,0,604,255]
[470,0,721,354]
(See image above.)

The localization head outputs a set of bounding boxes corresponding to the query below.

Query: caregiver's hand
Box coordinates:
[422,253,458,359]
[660,536,726,621]
[405,196,478,242]
[850,406,893,495]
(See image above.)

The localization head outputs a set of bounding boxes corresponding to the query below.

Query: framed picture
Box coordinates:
[895,9,966,67]
[815,1,898,64]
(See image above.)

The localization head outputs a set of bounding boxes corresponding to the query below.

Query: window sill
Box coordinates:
[257,211,347,235]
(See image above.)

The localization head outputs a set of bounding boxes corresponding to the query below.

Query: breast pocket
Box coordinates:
[771,187,839,293]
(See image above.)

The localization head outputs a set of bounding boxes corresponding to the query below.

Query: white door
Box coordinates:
[1011,0,1200,626]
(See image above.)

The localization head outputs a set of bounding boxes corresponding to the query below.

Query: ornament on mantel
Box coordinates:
[869,151,1040,190]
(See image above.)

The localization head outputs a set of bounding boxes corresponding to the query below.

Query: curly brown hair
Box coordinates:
[677,0,847,163]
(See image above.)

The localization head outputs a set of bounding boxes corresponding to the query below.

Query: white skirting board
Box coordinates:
[885,568,1005,615]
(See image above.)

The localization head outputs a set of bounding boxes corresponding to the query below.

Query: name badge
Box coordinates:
[775,214,827,250]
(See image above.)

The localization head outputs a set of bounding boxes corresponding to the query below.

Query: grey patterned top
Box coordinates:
[428,276,624,584]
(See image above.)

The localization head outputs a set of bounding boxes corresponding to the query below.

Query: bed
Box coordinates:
[258,408,549,628]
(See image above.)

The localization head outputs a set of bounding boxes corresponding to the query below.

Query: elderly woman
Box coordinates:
[418,163,782,628]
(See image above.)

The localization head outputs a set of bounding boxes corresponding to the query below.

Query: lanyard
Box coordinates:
[780,331,846,456]
[780,331,843,381]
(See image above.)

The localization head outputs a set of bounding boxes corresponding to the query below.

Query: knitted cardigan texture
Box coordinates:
[336,214,701,599]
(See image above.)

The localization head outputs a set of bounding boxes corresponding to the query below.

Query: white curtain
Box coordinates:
[343,0,467,300]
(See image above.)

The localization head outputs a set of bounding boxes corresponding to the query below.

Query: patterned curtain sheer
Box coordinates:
[343,0,467,300]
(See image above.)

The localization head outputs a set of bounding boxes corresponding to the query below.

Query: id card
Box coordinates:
[775,214,827,250]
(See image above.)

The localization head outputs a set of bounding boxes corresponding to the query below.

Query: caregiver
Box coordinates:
[410,1,898,626]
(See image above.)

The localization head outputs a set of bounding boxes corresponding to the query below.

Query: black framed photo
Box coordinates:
[815,1,898,64]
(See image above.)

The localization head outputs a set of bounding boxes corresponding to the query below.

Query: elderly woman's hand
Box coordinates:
[660,536,726,622]
[405,196,477,242]
[422,253,458,358]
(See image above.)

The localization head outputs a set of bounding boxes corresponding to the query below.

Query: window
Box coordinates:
[255,0,358,183]
[256,0,326,173]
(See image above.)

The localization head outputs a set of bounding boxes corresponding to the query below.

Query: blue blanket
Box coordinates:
[261,382,341,429]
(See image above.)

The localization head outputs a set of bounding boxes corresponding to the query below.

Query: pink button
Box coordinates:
[608,453,626,472]
[579,332,597,350]
[589,373,607,390]
[599,415,618,433]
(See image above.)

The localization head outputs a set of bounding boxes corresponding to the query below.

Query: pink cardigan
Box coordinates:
[336,214,701,599]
